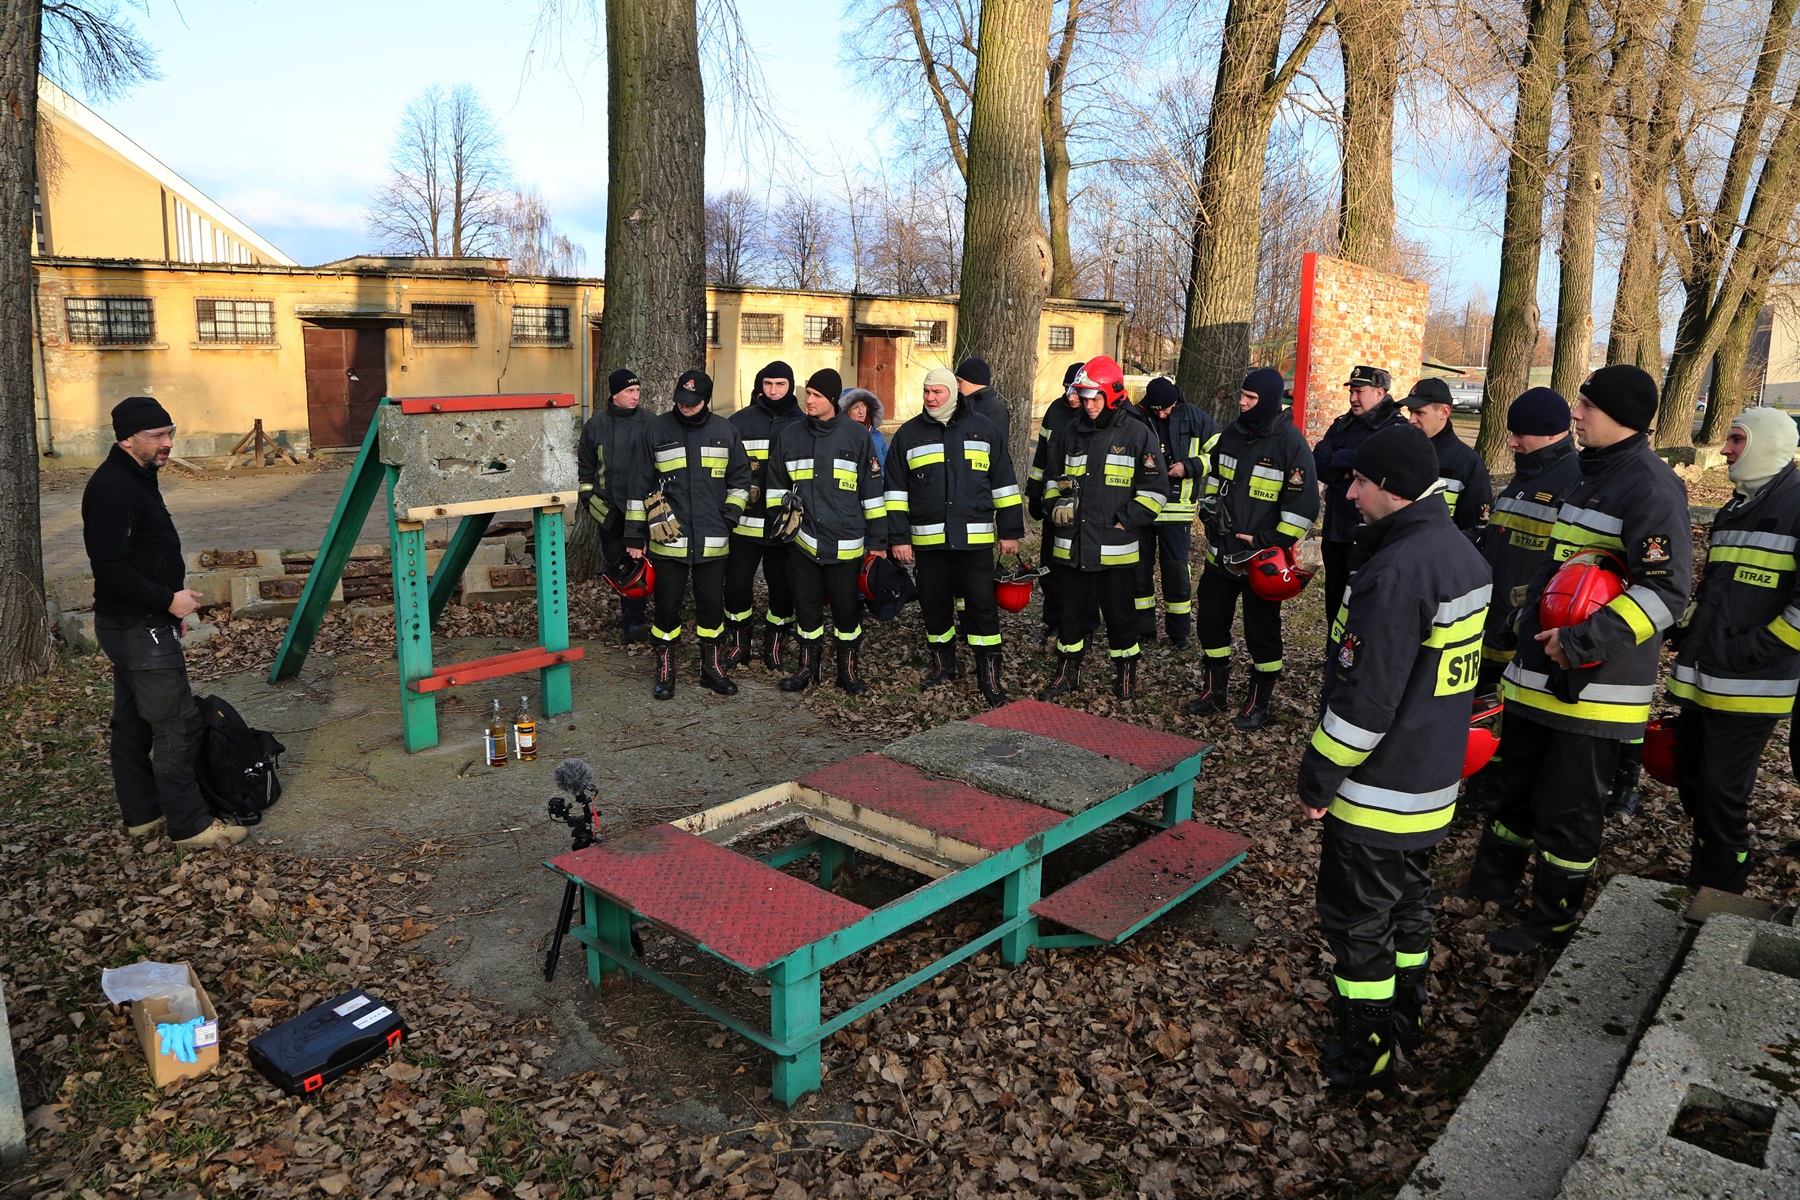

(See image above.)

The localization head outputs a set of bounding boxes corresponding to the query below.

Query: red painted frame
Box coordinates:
[397,393,575,415]
[408,645,585,692]
[1291,251,1319,437]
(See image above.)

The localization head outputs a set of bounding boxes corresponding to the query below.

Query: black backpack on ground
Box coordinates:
[194,694,285,826]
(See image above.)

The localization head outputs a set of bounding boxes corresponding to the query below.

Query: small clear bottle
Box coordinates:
[485,698,508,768]
[513,694,538,762]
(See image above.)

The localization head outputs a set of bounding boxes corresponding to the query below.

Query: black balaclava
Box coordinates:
[753,360,798,417]
[1241,367,1286,433]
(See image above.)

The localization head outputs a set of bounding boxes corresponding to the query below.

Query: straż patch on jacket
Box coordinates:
[1640,535,1670,563]
[1288,467,1305,486]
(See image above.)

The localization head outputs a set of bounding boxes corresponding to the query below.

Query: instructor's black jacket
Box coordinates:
[1313,398,1408,542]
[83,445,185,623]
[1430,425,1493,536]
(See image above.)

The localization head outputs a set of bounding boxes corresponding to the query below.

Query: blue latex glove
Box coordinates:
[156,1018,202,1063]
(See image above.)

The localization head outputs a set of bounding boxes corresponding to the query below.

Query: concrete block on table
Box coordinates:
[377,404,577,520]
[881,721,1146,815]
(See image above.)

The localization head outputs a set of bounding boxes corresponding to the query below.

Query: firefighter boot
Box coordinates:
[1322,998,1396,1093]
[1231,670,1280,732]
[975,649,1007,707]
[700,637,738,697]
[836,637,868,697]
[652,644,676,701]
[779,640,823,693]
[1453,826,1532,903]
[921,642,958,689]
[722,619,748,670]
[761,622,786,672]
[1690,842,1753,894]
[1113,655,1140,702]
[1393,963,1430,1056]
[1182,659,1231,716]
[1486,862,1589,955]
[1605,747,1642,820]
[1038,651,1084,701]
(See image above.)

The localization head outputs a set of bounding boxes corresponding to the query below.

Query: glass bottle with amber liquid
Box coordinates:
[513,694,538,762]
[485,698,508,768]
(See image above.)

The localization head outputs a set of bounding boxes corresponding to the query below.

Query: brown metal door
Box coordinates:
[304,326,388,448]
[858,335,897,411]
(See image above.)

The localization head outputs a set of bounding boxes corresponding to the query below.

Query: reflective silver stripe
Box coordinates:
[698,448,728,463]
[659,537,690,550]
[966,521,996,535]
[704,536,729,550]
[1322,708,1383,751]
[1435,585,1492,625]
[1106,453,1135,469]
[884,489,908,505]
[1496,496,1560,523]
[1135,490,1162,503]
[1279,510,1312,529]
[1712,529,1798,551]
[1784,604,1800,626]
[736,516,766,530]
[741,438,770,452]
[964,439,989,453]
[725,488,749,506]
[906,443,946,465]
[1442,477,1464,492]
[861,494,885,512]
[992,484,1021,499]
[1558,504,1623,535]
[1671,664,1799,696]
[788,457,814,473]
[654,446,685,464]
[1065,453,1088,469]
[1053,537,1073,551]
[1621,585,1674,629]
[912,522,947,536]
[1251,465,1283,481]
[1216,454,1237,471]
[834,457,858,475]
[625,500,646,515]
[765,488,789,503]
[1338,777,1459,814]
[1507,668,1654,704]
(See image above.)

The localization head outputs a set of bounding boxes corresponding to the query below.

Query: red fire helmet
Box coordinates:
[605,557,654,599]
[1463,697,1504,778]
[994,555,1048,613]
[1072,355,1128,410]
[1539,548,1627,632]
[1642,717,1678,786]
[1245,545,1316,602]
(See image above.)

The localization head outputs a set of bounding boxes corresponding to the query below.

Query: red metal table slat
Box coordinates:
[1030,820,1251,943]
[797,754,1064,852]
[972,699,1206,772]
[550,824,870,972]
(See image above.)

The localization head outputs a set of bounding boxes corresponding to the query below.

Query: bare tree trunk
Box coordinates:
[599,0,705,407]
[1334,0,1401,268]
[1477,0,1571,468]
[1698,284,1768,444]
[1551,0,1602,399]
[955,0,1055,479]
[1042,0,1080,298]
[0,0,52,684]
[1175,0,1337,424]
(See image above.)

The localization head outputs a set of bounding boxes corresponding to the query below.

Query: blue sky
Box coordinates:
[76,0,1507,307]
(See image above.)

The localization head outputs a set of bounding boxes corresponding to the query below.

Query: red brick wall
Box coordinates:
[1293,253,1429,444]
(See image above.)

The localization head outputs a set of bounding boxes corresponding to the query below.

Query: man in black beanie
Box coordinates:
[955,357,1011,461]
[579,368,656,642]
[1313,365,1408,647]
[83,397,246,849]
[1127,376,1220,647]
[1458,363,1691,954]
[1298,423,1491,1091]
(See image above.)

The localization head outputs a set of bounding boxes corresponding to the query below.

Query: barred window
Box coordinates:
[511,305,571,346]
[66,297,155,345]
[914,319,948,347]
[411,302,477,345]
[740,312,784,344]
[195,298,275,343]
[706,311,720,346]
[803,315,844,346]
[1047,325,1075,352]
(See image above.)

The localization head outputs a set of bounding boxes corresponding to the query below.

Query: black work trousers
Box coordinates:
[1055,565,1138,659]
[789,556,864,642]
[1041,558,1100,638]
[1321,538,1353,644]
[918,548,999,649]
[1675,706,1777,888]
[1135,523,1194,643]
[96,617,213,840]
[1316,824,1434,997]
[650,558,727,644]
[1194,565,1286,673]
[597,509,647,628]
[723,536,794,628]
[1488,709,1618,872]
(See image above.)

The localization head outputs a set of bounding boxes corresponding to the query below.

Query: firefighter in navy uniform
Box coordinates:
[1038,355,1169,702]
[765,368,888,695]
[1185,367,1319,731]
[624,371,753,700]
[1462,389,1579,815]
[954,357,1011,461]
[1668,407,1800,893]
[1313,365,1408,643]
[724,360,805,672]
[1300,424,1491,1092]
[885,370,1025,705]
[1128,377,1220,649]
[1028,362,1099,646]
[1459,365,1692,954]
[1401,378,1492,539]
[579,368,657,642]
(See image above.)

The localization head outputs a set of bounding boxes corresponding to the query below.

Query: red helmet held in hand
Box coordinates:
[605,557,654,599]
[1244,545,1316,602]
[1642,717,1677,786]
[1540,548,1627,632]
[994,554,1049,613]
[1463,697,1503,778]
[1073,355,1128,410]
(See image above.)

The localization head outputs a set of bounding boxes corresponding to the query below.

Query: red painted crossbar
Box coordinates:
[798,754,1063,853]
[972,699,1207,773]
[551,824,871,972]
[398,393,575,414]
[1030,820,1251,943]
[408,645,584,692]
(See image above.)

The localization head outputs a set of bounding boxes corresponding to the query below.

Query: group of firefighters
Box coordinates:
[576,350,1800,1094]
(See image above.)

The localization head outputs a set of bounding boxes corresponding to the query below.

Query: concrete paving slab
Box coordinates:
[1397,876,1690,1200]
[1557,916,1800,1200]
[880,721,1146,814]
[377,405,577,519]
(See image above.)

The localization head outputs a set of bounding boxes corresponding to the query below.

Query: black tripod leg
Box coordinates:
[543,879,581,982]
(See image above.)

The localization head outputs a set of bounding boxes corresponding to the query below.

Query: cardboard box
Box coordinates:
[126,964,219,1088]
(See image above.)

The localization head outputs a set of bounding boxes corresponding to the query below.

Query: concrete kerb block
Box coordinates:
[0,978,24,1166]
[49,575,93,612]
[1397,875,1690,1200]
[231,573,343,620]
[1557,915,1800,1200]
[57,610,96,652]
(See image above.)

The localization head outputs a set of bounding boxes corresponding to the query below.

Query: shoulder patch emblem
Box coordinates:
[1641,535,1669,564]
[1145,453,1157,468]
[1288,467,1305,486]
[1337,634,1359,671]
[1478,504,1491,521]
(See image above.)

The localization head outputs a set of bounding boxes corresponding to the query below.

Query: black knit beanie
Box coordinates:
[112,396,173,440]
[1353,424,1441,500]
[806,368,843,405]
[1143,377,1182,411]
[1508,387,1570,435]
[1579,365,1658,431]
[955,358,991,387]
[1061,361,1085,388]
[607,368,640,400]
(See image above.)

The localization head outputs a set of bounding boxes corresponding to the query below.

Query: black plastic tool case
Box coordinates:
[248,988,409,1095]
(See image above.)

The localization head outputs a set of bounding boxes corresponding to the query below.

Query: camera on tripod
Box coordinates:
[542,758,641,980]
[547,792,598,851]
